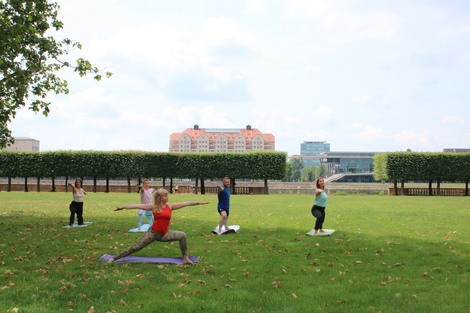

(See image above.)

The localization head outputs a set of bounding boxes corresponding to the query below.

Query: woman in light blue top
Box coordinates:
[311,177,328,235]
[137,179,155,229]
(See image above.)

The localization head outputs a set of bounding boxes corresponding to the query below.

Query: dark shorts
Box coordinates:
[217,208,229,216]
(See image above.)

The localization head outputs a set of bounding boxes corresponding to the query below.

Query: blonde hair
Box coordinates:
[152,188,169,213]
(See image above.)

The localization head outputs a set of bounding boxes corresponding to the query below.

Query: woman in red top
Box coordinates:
[108,188,208,264]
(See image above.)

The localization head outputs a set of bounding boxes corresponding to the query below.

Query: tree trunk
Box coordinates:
[51,176,56,192]
[24,177,28,192]
[231,177,236,195]
[393,180,398,195]
[195,178,199,194]
[36,177,40,192]
[437,180,441,195]
[106,177,110,193]
[400,180,405,195]
[170,177,174,194]
[127,177,131,193]
[264,178,269,194]
[8,177,12,192]
[93,177,97,193]
[428,180,433,196]
[200,178,205,194]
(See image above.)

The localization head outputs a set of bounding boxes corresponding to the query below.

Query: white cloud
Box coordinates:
[355,125,430,150]
[282,0,402,43]
[353,95,374,103]
[244,0,269,15]
[392,130,429,147]
[442,115,457,124]
[359,126,385,141]
[304,64,324,74]
[311,106,333,119]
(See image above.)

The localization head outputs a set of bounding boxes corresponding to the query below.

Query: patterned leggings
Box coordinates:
[113,228,188,261]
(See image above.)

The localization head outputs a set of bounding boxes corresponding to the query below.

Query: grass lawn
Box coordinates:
[0,192,468,313]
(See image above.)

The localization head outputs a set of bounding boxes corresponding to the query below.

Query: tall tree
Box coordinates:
[287,157,304,182]
[0,0,111,148]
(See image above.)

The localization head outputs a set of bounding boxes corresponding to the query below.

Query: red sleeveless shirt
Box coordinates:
[151,205,172,234]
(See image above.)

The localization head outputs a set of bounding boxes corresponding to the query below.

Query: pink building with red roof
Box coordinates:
[169,125,275,153]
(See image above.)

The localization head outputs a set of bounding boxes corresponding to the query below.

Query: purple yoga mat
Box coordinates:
[99,254,199,264]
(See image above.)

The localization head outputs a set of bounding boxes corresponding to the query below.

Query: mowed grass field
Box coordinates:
[0,192,468,313]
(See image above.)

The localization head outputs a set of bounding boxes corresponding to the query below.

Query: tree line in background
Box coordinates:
[284,158,328,182]
[1,151,469,196]
[374,152,470,195]
[0,150,287,194]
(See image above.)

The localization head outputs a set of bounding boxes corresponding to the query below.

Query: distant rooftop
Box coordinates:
[205,129,241,133]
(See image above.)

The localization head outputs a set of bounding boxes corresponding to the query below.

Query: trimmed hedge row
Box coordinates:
[0,150,287,193]
[373,152,470,195]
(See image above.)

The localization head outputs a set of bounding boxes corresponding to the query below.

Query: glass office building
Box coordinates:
[300,141,330,167]
[321,152,375,174]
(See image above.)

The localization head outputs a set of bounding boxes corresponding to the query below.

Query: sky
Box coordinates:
[10,0,470,156]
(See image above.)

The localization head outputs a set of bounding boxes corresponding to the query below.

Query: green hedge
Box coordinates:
[0,150,287,192]
[373,152,470,182]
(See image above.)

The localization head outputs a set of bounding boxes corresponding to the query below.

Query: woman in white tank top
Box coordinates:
[68,178,87,226]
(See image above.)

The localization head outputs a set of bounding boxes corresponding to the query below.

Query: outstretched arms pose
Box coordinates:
[115,201,209,211]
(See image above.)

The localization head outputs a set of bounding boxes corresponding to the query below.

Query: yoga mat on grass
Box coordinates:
[63,222,93,229]
[128,224,151,232]
[306,229,335,236]
[212,225,240,235]
[98,254,200,264]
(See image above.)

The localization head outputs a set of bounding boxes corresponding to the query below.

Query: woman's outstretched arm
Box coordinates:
[115,203,153,211]
[170,201,209,211]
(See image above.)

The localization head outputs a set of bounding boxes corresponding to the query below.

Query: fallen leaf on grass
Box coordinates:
[87,306,95,313]
[196,280,206,286]
[272,277,283,288]
[59,256,73,263]
[178,280,191,287]
[4,270,14,279]
[37,268,49,275]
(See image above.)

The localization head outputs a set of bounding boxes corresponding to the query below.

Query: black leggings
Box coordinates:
[311,205,326,230]
[69,201,84,225]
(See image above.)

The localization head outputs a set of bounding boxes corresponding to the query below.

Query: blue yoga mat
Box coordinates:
[99,254,200,264]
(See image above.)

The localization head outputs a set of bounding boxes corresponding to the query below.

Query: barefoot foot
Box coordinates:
[182,256,193,264]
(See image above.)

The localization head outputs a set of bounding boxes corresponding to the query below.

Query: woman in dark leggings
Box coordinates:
[68,178,87,226]
[311,177,328,235]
